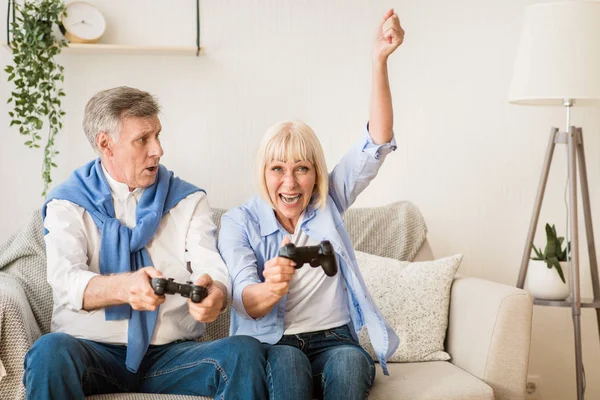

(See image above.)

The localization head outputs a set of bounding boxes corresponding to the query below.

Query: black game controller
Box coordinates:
[151,278,209,303]
[278,240,338,277]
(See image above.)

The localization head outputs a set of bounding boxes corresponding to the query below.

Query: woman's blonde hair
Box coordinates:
[257,121,329,210]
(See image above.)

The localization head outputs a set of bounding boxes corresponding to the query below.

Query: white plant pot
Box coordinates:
[527,259,570,300]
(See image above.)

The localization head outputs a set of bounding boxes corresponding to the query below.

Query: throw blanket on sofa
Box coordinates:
[0,209,47,398]
[344,201,427,261]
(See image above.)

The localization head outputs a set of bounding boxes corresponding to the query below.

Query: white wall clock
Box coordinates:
[60,1,106,44]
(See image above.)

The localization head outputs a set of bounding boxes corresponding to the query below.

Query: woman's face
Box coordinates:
[265,159,316,228]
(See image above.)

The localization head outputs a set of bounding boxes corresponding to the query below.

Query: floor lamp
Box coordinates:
[509,2,600,400]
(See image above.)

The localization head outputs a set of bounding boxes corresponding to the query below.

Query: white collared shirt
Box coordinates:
[44,167,231,345]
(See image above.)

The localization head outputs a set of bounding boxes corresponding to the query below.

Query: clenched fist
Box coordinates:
[373,9,404,63]
[263,236,297,299]
[124,267,166,311]
[187,274,226,323]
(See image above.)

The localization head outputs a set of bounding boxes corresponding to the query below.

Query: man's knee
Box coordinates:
[24,332,83,389]
[217,336,266,366]
[26,332,79,367]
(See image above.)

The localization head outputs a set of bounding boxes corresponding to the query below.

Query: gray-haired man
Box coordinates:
[23,86,268,399]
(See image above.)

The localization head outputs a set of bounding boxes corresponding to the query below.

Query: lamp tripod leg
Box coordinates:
[567,126,584,400]
[517,128,559,288]
[575,128,600,354]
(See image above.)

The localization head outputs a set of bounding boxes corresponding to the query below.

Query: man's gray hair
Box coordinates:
[83,86,161,153]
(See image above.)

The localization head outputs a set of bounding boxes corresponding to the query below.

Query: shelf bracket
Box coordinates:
[6,0,14,49]
[196,0,201,56]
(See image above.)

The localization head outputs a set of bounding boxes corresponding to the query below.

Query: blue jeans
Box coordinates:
[23,332,268,400]
[266,325,376,400]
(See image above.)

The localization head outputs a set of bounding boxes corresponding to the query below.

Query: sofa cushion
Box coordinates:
[370,361,494,400]
[356,251,462,362]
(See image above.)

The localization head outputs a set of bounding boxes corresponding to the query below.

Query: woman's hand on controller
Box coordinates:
[187,274,224,323]
[263,237,297,299]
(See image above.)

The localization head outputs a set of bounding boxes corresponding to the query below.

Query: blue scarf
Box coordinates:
[42,159,202,372]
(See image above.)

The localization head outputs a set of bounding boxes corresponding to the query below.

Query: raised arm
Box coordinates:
[369,9,404,144]
[326,10,404,213]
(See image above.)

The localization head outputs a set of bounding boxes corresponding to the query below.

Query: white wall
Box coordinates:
[2,0,600,398]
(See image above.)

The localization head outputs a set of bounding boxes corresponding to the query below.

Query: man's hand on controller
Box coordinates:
[187,274,225,323]
[124,267,166,311]
[263,236,296,299]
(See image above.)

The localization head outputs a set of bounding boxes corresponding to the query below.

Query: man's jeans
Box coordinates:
[266,324,376,400]
[23,332,268,399]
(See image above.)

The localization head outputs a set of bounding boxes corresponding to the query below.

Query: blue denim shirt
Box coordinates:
[218,128,400,374]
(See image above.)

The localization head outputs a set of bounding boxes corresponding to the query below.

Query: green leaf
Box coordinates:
[554,261,566,284]
[8,0,67,196]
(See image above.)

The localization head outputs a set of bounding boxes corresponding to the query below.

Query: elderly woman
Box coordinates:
[218,9,404,400]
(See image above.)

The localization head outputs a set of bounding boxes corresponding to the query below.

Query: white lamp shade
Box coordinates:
[508,1,600,106]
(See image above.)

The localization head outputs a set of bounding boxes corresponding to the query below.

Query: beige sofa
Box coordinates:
[0,202,533,400]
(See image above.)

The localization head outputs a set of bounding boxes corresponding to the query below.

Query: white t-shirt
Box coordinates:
[44,167,231,345]
[283,214,351,334]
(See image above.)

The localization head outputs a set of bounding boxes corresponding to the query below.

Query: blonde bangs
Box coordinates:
[265,129,315,165]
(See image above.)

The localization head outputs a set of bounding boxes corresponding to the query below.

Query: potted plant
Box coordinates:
[529,223,571,300]
[4,0,67,196]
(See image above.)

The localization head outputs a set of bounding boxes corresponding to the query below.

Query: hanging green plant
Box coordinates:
[4,0,67,196]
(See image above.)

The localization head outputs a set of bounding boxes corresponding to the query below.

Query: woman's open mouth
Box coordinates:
[279,194,301,205]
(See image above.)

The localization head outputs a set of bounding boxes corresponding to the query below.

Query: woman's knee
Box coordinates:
[266,345,312,400]
[267,345,311,371]
[323,346,374,381]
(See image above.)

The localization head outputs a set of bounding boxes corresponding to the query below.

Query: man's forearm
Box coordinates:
[212,281,230,312]
[82,274,130,311]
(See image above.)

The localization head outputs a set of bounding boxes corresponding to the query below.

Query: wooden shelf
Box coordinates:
[2,42,204,56]
[534,298,600,308]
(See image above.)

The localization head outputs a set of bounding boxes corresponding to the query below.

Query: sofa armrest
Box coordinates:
[0,275,42,400]
[446,276,533,400]
[411,238,434,262]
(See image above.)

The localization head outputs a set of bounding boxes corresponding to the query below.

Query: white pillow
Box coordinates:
[355,251,462,362]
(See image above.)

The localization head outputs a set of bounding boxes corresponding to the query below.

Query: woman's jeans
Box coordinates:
[266,324,376,400]
[23,332,268,400]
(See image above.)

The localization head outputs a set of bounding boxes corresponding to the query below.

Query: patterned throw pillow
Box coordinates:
[355,251,462,362]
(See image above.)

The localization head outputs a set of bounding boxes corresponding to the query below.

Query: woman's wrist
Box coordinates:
[372,55,389,69]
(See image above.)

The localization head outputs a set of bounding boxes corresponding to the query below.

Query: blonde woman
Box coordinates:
[219,9,404,400]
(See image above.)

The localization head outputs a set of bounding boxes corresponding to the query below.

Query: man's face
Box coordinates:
[105,116,163,190]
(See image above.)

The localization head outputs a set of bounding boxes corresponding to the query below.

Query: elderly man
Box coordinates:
[23,86,268,399]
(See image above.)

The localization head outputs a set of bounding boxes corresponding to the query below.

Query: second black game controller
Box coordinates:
[278,240,338,277]
[151,278,209,303]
